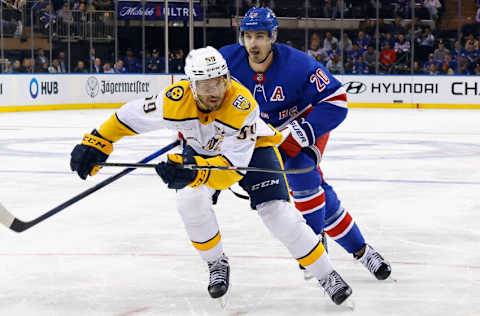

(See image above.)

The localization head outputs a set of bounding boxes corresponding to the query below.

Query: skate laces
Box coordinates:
[359,245,383,273]
[208,255,229,286]
[320,271,345,297]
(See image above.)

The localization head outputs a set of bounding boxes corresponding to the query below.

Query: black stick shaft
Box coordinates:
[2,140,180,233]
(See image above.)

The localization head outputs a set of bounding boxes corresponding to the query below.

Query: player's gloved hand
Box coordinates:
[279,118,316,158]
[70,130,113,180]
[155,147,200,189]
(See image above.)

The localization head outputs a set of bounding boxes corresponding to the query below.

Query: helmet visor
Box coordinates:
[195,76,227,97]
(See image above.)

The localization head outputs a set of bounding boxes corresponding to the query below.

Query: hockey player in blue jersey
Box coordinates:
[220,7,392,281]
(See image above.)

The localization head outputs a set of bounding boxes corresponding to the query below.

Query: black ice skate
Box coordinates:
[207,254,230,300]
[356,244,391,280]
[319,270,352,305]
[300,232,328,280]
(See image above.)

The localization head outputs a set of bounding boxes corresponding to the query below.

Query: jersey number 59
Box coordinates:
[310,69,330,93]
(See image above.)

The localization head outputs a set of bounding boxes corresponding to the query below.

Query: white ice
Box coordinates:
[0,108,479,316]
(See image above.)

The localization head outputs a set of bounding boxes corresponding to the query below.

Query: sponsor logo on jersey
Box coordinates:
[252,179,280,191]
[29,78,59,99]
[344,81,367,94]
[232,94,251,111]
[166,86,184,101]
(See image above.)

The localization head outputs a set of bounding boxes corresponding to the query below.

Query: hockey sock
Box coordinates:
[324,207,365,254]
[292,187,326,235]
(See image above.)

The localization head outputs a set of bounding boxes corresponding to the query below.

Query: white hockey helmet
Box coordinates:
[184,46,230,99]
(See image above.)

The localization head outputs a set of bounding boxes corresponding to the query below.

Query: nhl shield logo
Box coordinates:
[86,76,99,98]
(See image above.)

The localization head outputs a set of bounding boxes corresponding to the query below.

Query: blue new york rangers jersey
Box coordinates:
[220,43,348,137]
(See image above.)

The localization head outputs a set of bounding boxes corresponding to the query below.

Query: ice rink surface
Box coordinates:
[0,108,479,316]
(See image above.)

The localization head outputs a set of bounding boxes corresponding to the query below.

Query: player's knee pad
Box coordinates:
[176,185,216,226]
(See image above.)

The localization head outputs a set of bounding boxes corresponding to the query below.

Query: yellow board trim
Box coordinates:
[297,241,325,267]
[348,103,480,109]
[191,231,221,251]
[0,103,123,112]
[2,102,480,113]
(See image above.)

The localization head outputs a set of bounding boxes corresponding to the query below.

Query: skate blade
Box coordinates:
[343,297,355,311]
[214,284,231,309]
[303,270,315,281]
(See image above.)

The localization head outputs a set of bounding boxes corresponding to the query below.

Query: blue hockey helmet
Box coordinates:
[239,7,278,44]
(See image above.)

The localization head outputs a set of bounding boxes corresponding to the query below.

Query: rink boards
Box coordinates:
[0,74,479,112]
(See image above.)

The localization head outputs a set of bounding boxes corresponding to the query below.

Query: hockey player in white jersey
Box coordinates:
[70,46,352,306]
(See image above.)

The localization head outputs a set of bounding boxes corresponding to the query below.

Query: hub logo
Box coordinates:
[29,78,59,99]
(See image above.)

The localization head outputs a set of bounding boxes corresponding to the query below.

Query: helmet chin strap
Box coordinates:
[254,48,273,64]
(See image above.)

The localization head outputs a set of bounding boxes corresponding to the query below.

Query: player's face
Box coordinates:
[243,30,272,63]
[195,76,227,111]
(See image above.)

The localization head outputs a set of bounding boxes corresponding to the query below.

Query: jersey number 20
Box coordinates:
[310,69,330,93]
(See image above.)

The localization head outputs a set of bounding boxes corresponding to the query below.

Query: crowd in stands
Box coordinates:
[301,14,480,75]
[2,0,480,75]
[2,47,186,74]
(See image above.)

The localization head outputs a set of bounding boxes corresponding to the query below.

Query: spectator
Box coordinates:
[353,55,369,74]
[35,48,48,70]
[461,16,478,38]
[413,61,423,74]
[103,62,114,73]
[426,62,439,75]
[380,42,397,72]
[355,31,371,50]
[323,0,340,19]
[147,48,164,73]
[391,16,406,36]
[58,51,67,72]
[423,54,439,73]
[339,32,353,51]
[442,53,457,72]
[393,0,409,18]
[326,53,344,74]
[123,48,139,73]
[323,31,339,51]
[362,44,379,73]
[74,60,87,72]
[433,41,449,63]
[48,59,61,72]
[394,33,410,60]
[114,59,126,73]
[417,27,435,61]
[170,48,185,73]
[424,0,441,21]
[381,32,396,49]
[23,58,33,72]
[450,40,465,63]
[93,57,103,73]
[57,2,74,27]
[11,59,24,73]
[307,32,324,60]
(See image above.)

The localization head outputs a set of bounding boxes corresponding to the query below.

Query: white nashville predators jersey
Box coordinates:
[98,79,282,176]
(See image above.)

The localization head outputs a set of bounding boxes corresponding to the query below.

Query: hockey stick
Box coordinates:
[0,139,181,233]
[95,162,315,175]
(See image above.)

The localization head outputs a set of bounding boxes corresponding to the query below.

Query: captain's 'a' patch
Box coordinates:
[232,94,251,111]
[166,86,184,101]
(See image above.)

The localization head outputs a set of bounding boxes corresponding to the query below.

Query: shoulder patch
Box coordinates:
[166,86,184,101]
[232,94,251,111]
